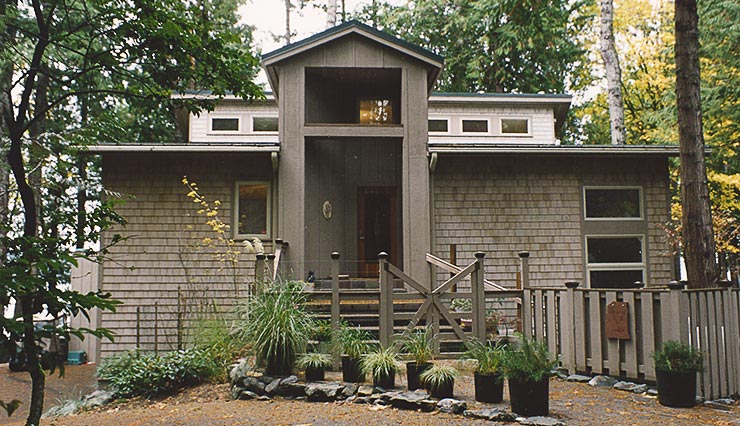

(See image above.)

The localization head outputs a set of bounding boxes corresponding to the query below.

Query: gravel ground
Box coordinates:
[2,363,740,425]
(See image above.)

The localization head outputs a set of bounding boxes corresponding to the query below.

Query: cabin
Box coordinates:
[78,21,678,361]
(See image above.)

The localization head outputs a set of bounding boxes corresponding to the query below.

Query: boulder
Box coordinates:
[437,398,467,414]
[463,408,517,422]
[229,359,251,385]
[341,383,359,398]
[243,376,266,395]
[265,378,282,395]
[83,390,115,408]
[305,383,343,402]
[388,390,432,411]
[357,385,375,397]
[588,375,618,387]
[276,382,307,398]
[565,374,592,383]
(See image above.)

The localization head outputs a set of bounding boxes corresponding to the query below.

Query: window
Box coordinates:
[584,187,642,219]
[586,236,645,288]
[359,99,394,124]
[501,118,529,135]
[462,119,488,133]
[428,119,449,133]
[252,116,278,132]
[235,182,270,238]
[211,117,240,132]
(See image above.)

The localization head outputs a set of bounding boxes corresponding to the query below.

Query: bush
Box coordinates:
[652,340,703,373]
[189,317,245,381]
[463,338,506,375]
[97,349,219,398]
[502,334,556,382]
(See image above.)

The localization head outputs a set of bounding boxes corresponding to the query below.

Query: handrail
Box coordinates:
[272,238,289,281]
[426,252,507,291]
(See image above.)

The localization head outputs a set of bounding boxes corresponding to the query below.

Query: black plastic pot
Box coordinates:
[373,371,395,389]
[305,366,325,382]
[508,377,549,416]
[406,362,432,391]
[341,356,364,383]
[656,370,697,407]
[474,372,504,403]
[265,352,292,376]
[429,379,454,399]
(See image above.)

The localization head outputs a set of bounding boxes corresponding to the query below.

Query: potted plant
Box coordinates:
[419,364,458,399]
[332,324,371,382]
[361,345,400,389]
[401,327,435,390]
[235,281,313,376]
[502,334,556,416]
[296,352,332,381]
[652,340,703,407]
[464,338,506,403]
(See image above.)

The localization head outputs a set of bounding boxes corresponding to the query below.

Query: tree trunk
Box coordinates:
[284,0,292,44]
[599,0,626,145]
[327,0,337,28]
[676,0,719,288]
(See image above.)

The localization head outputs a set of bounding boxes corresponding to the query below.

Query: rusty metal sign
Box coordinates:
[605,301,630,340]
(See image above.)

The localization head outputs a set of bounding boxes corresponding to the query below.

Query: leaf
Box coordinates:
[0,400,22,417]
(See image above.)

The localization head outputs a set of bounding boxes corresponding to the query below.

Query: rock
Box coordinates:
[231,385,244,400]
[588,375,618,387]
[43,400,83,418]
[613,381,647,393]
[517,416,566,426]
[353,396,374,404]
[565,374,591,383]
[647,388,658,397]
[631,384,648,394]
[259,375,274,384]
[280,375,298,385]
[276,382,307,398]
[418,399,438,412]
[705,400,733,411]
[305,383,343,402]
[237,390,261,400]
[388,390,431,411]
[437,398,467,414]
[265,377,282,394]
[357,385,375,397]
[555,370,569,380]
[464,408,517,422]
[83,390,115,407]
[229,359,251,385]
[711,398,735,405]
[243,376,266,395]
[342,383,359,398]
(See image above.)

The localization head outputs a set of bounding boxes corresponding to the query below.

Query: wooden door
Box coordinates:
[357,187,398,277]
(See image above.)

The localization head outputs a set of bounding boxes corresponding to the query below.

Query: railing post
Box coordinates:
[331,252,341,370]
[378,252,392,348]
[667,280,689,343]
[255,253,266,284]
[519,251,532,338]
[563,281,579,373]
[266,253,276,284]
[472,252,486,341]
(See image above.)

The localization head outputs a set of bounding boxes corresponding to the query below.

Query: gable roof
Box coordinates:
[262,20,444,96]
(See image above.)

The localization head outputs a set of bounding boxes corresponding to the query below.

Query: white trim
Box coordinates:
[83,144,279,153]
[499,117,531,136]
[234,181,272,240]
[460,117,490,134]
[585,234,646,288]
[583,186,644,221]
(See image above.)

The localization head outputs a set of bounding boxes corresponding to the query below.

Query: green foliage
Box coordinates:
[400,326,435,365]
[233,281,314,375]
[419,364,459,389]
[450,298,472,313]
[188,317,245,381]
[652,341,703,373]
[361,346,400,381]
[296,352,332,370]
[311,319,334,343]
[332,323,372,360]
[463,338,506,375]
[502,334,556,382]
[96,349,219,398]
[0,400,22,418]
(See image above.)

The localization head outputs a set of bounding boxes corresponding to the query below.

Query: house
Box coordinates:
[79,21,677,360]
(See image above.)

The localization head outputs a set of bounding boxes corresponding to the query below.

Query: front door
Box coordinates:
[357,187,398,277]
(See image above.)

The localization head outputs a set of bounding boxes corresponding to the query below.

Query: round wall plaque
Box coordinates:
[322,200,332,220]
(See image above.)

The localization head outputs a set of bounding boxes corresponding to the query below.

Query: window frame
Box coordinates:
[209,114,241,133]
[460,117,490,134]
[499,117,531,136]
[428,117,450,134]
[233,180,271,240]
[250,114,279,134]
[585,234,646,288]
[583,186,644,221]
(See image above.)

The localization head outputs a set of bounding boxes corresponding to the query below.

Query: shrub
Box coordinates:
[189,316,245,381]
[97,349,219,398]
[419,364,458,389]
[502,334,556,382]
[332,323,371,360]
[463,338,506,375]
[401,326,435,365]
[296,352,332,370]
[361,346,400,381]
[652,340,703,373]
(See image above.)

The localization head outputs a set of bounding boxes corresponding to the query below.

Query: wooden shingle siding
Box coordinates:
[100,153,273,357]
[432,155,673,289]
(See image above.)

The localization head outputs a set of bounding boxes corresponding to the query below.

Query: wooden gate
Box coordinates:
[377,252,488,352]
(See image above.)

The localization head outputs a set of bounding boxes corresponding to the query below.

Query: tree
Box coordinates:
[361,0,593,95]
[0,1,262,425]
[599,0,625,145]
[675,0,719,287]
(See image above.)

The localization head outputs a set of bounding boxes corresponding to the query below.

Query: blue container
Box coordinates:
[66,351,87,365]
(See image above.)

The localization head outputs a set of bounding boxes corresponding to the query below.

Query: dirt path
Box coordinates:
[2,364,740,425]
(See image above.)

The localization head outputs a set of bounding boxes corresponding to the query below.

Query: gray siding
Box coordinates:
[100,153,273,357]
[432,155,673,288]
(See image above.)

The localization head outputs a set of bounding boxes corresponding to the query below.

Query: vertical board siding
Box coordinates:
[69,258,101,362]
